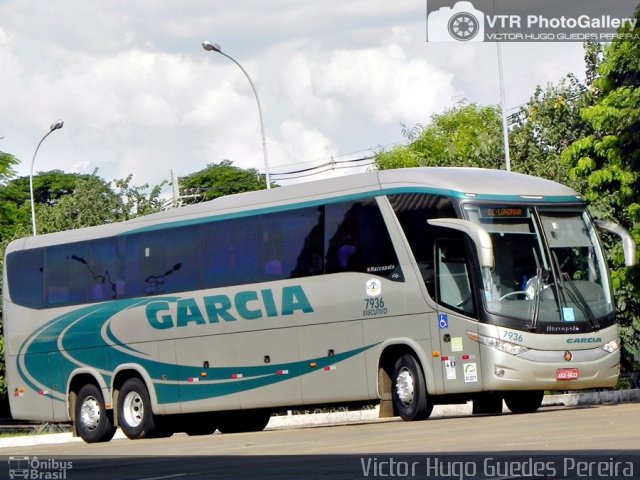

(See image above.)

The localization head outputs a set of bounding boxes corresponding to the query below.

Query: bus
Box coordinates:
[3,167,636,443]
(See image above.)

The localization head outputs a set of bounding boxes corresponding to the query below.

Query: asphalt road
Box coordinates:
[1,403,639,479]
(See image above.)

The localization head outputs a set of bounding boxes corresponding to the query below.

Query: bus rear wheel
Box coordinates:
[75,384,116,443]
[117,378,158,439]
[391,353,433,421]
[504,390,544,414]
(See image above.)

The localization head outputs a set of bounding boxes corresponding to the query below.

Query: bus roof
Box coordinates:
[8,167,582,251]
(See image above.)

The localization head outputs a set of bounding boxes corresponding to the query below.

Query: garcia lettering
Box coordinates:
[146,285,314,329]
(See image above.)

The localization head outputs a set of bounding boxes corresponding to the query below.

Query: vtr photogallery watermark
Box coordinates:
[360,456,636,478]
[426,0,639,42]
[7,456,73,479]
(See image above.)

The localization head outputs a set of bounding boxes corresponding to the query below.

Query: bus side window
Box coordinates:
[326,203,362,273]
[388,193,457,296]
[45,244,93,306]
[291,207,325,277]
[435,239,475,316]
[6,249,44,309]
[142,227,200,295]
[325,200,399,278]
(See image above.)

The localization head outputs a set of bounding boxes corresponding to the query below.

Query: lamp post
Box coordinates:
[201,40,271,189]
[30,119,64,236]
[492,0,511,172]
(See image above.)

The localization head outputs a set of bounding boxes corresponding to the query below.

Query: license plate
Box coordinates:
[556,368,580,380]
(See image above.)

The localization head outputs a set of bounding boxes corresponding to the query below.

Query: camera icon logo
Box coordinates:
[427,1,485,42]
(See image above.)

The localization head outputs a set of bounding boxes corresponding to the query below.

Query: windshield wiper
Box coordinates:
[526,249,547,332]
[551,252,600,330]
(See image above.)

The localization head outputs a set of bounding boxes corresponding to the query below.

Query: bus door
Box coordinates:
[434,238,483,393]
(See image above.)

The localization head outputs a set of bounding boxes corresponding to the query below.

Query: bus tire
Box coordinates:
[391,353,433,421]
[75,383,116,443]
[217,409,271,434]
[504,390,544,414]
[117,378,157,439]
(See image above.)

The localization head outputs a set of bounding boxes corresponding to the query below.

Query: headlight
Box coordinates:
[602,337,621,353]
[469,332,529,356]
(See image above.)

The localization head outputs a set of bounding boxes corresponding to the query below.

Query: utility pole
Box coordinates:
[171,169,181,208]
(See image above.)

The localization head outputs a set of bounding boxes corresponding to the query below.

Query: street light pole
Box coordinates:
[201,40,271,189]
[492,0,511,172]
[30,119,64,236]
[496,41,511,172]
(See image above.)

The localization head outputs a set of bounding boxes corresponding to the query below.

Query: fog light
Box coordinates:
[494,367,505,377]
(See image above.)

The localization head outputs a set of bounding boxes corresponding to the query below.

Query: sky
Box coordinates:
[0,0,587,196]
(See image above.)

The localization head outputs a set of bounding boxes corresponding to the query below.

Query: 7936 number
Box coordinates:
[502,330,524,343]
[365,297,385,309]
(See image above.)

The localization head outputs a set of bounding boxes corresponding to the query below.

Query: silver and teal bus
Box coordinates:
[3,167,636,443]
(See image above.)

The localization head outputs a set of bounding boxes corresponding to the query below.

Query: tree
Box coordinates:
[0,170,166,238]
[179,160,268,203]
[113,175,166,219]
[0,150,19,225]
[0,170,98,240]
[0,150,17,183]
[35,173,165,234]
[375,103,505,170]
[562,10,640,349]
[509,73,593,183]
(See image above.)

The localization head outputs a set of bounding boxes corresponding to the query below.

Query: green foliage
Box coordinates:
[180,160,268,203]
[562,7,640,349]
[113,175,167,219]
[36,175,121,233]
[375,103,504,170]
[0,151,18,183]
[0,171,101,239]
[509,73,593,183]
[34,174,166,234]
[10,170,90,206]
[0,150,19,225]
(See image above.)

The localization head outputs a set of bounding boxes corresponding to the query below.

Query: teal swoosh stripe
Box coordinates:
[21,298,179,401]
[19,298,379,406]
[17,302,116,401]
[105,323,148,355]
[154,344,376,404]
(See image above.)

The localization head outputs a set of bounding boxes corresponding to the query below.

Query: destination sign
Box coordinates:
[479,206,528,218]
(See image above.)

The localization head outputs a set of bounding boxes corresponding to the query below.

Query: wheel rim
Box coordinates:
[122,391,144,427]
[395,367,415,406]
[80,396,101,431]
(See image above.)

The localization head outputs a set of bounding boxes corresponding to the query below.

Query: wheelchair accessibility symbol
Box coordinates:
[438,314,449,329]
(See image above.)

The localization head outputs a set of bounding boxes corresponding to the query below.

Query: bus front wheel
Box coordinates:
[504,390,544,414]
[391,353,433,421]
[75,383,116,443]
[117,378,158,439]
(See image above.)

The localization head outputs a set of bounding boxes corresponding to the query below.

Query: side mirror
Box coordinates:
[595,220,637,267]
[427,218,494,269]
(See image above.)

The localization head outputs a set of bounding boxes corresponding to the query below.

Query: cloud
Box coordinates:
[276,33,458,128]
[277,119,336,165]
[0,1,587,191]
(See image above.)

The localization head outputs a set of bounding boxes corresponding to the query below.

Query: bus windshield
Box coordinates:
[463,204,613,328]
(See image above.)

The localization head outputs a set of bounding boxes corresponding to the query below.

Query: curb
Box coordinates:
[1,390,638,449]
